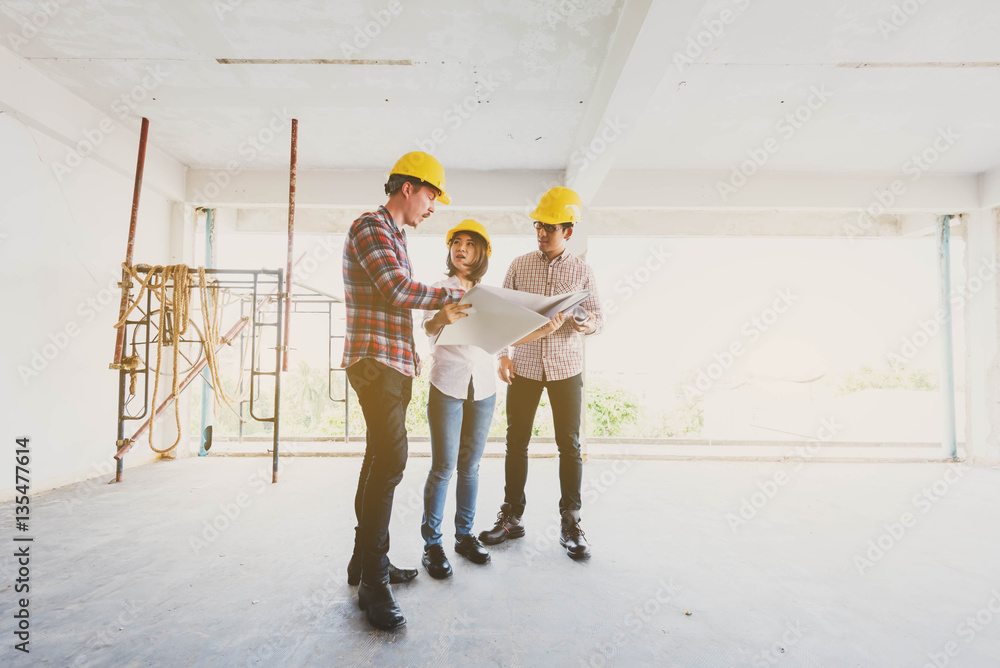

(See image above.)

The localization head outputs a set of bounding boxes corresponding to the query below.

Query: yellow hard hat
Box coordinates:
[531,186,582,226]
[446,219,491,257]
[389,151,450,204]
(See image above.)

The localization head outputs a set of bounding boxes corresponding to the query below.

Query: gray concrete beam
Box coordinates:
[224,206,904,238]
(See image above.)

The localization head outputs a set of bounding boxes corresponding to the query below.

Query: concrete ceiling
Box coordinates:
[614,0,1000,173]
[1,0,623,170]
[2,0,999,187]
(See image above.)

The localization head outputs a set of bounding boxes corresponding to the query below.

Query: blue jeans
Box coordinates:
[421,383,496,546]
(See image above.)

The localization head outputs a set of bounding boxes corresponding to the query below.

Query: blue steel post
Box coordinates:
[938,215,958,461]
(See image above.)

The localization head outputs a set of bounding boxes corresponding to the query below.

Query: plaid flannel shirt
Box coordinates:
[500,249,604,382]
[342,206,463,377]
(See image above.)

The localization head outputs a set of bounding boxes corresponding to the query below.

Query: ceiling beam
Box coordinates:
[224,206,909,239]
[594,169,979,214]
[565,0,712,205]
[187,168,564,211]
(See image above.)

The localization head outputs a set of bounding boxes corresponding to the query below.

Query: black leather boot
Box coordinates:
[358,580,406,630]
[421,544,453,579]
[478,509,525,545]
[560,510,591,560]
[455,535,491,564]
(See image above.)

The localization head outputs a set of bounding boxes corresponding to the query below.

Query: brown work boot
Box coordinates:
[560,510,591,560]
[478,509,525,545]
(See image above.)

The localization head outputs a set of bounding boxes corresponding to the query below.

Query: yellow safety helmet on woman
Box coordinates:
[389,151,450,204]
[446,219,491,257]
[531,186,582,226]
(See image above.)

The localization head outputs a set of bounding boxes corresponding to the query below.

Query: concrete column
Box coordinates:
[963,208,1000,465]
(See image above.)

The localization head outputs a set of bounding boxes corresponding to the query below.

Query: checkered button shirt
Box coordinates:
[342,206,463,377]
[500,250,604,382]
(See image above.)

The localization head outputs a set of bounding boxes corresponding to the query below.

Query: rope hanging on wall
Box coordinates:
[114,264,240,454]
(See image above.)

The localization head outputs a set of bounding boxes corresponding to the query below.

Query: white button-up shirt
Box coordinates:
[422,275,497,401]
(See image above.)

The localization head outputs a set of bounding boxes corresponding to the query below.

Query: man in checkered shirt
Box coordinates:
[342,151,468,631]
[479,186,605,559]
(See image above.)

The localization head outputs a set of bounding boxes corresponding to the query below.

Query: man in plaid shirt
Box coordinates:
[479,186,604,559]
[343,151,467,631]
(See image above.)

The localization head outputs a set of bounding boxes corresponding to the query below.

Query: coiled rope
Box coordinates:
[114,264,239,454]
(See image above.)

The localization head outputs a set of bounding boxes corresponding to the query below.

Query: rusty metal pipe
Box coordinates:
[282,118,298,372]
[113,117,150,367]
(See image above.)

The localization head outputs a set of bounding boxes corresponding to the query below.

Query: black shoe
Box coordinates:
[348,554,419,586]
[454,535,491,564]
[478,510,525,545]
[357,581,406,630]
[421,544,453,580]
[560,511,591,560]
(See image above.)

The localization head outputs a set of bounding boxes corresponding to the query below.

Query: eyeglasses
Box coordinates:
[533,221,568,234]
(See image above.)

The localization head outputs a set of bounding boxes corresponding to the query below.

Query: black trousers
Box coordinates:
[347,358,412,584]
[501,373,583,517]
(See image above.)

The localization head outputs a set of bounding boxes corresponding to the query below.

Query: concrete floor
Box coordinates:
[2,455,999,667]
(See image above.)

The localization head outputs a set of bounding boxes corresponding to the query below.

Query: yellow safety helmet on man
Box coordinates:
[531,186,582,226]
[446,219,492,257]
[389,151,450,205]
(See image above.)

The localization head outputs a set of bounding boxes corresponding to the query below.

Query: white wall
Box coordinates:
[0,113,175,499]
[964,209,1000,464]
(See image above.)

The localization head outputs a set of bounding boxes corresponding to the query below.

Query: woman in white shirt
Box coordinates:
[419,220,497,578]
[420,220,566,578]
